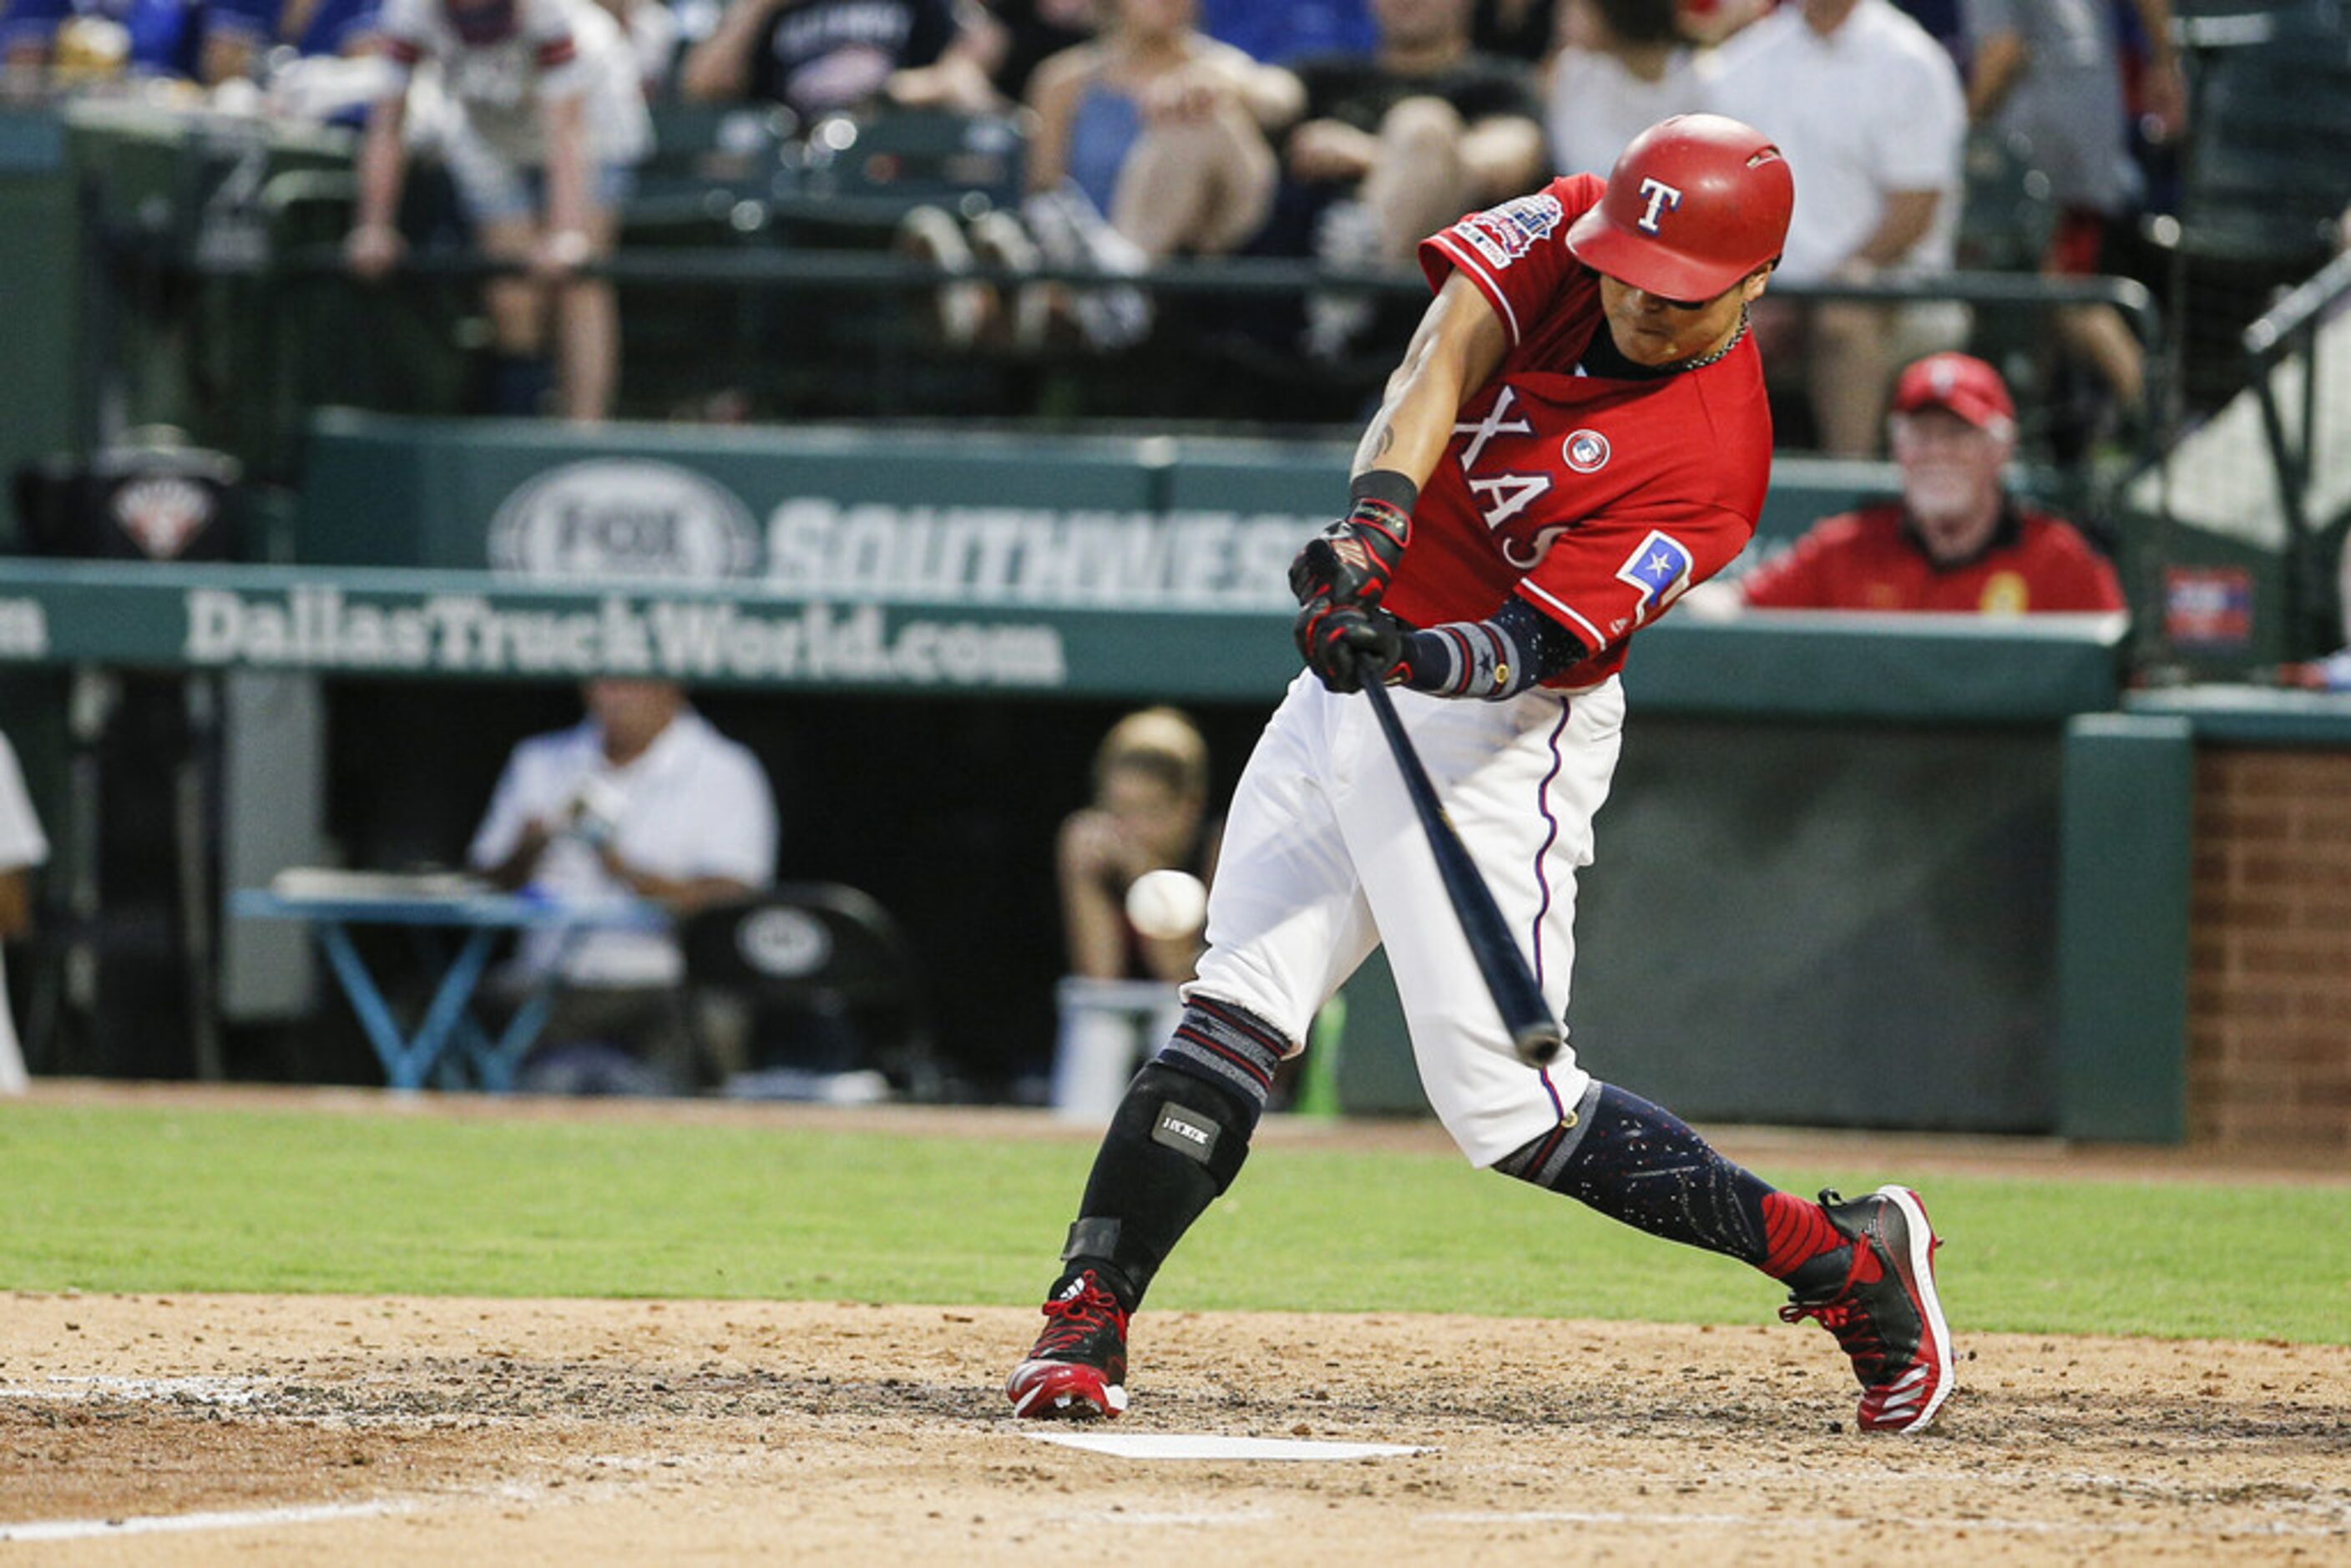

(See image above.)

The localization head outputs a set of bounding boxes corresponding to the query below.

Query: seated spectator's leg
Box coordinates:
[551,201,621,422]
[1110,108,1278,259]
[526,984,698,1095]
[1363,96,1473,264]
[2045,210,2141,411]
[1458,113,1548,207]
[1744,297,1814,442]
[2055,305,2143,410]
[1747,296,1807,376]
[1810,300,1895,458]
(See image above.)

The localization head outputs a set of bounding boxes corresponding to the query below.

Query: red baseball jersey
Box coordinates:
[1382,175,1776,690]
[1739,503,2128,614]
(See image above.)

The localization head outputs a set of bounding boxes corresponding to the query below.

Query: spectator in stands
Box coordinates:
[1544,0,1706,179]
[902,0,1300,352]
[1024,0,1302,265]
[0,726,44,948]
[1473,0,1553,60]
[983,0,1093,102]
[1285,0,1548,356]
[471,678,778,1093]
[1733,352,2127,612]
[1706,0,1966,456]
[1963,0,2185,431]
[679,0,1000,119]
[0,726,48,1094]
[1198,0,1374,65]
[1058,706,1221,984]
[345,0,651,422]
[604,0,679,92]
[200,0,378,90]
[3,0,205,79]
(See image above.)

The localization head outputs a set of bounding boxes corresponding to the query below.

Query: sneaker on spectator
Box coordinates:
[1305,198,1383,362]
[1022,184,1153,352]
[895,205,993,349]
[968,207,1051,352]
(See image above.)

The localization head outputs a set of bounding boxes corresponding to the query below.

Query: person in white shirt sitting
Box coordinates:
[469,678,776,1092]
[1544,0,1709,182]
[1706,0,1967,455]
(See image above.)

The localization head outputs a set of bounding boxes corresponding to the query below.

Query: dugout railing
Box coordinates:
[2240,247,2351,660]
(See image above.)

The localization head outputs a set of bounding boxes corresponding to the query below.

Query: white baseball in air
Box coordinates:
[1125,869,1208,942]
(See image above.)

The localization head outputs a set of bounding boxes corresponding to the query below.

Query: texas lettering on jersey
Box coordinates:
[1382,176,1777,687]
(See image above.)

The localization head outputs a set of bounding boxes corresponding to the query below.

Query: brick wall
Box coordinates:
[2187,747,2351,1147]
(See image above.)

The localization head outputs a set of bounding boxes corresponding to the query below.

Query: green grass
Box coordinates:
[1,1103,2344,1343]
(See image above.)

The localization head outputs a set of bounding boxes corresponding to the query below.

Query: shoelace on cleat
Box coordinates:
[1779,1296,1888,1371]
[1032,1278,1126,1360]
[1779,1215,1892,1374]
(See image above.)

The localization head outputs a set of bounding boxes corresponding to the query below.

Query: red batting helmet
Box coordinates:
[1565,114,1795,301]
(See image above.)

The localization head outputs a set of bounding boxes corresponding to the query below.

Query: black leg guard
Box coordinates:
[1056,999,1286,1310]
[1496,1080,1773,1267]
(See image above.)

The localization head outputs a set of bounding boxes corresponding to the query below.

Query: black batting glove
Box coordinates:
[1287,494,1413,609]
[1295,599,1407,693]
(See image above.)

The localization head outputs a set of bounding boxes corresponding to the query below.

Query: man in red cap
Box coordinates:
[1007,114,1958,1438]
[1739,352,2127,613]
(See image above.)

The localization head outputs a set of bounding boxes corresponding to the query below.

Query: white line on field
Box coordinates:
[0,1500,415,1544]
[1059,1510,1281,1528]
[1408,1510,2349,1538]
[0,1375,261,1405]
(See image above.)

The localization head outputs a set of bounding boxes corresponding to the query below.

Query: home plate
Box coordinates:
[1022,1433,1431,1462]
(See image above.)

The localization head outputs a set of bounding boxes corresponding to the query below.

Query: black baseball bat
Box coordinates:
[1358,675,1564,1069]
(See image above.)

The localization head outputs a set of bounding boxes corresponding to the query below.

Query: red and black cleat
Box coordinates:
[1780,1185,1955,1434]
[1005,1270,1130,1419]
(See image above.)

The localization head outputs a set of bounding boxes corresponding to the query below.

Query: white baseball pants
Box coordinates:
[1188,671,1625,1166]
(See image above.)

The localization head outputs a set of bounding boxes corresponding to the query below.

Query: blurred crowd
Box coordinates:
[2,0,2204,444]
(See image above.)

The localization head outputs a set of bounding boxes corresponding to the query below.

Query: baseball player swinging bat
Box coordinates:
[1357,673,1564,1070]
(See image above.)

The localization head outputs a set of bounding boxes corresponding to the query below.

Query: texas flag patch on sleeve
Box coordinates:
[1615,530,1695,624]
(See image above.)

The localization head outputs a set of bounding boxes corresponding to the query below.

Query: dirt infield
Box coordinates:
[3,1291,2348,1563]
[2,1088,2347,1562]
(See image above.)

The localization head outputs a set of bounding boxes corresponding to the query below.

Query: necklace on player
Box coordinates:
[1668,305,1751,374]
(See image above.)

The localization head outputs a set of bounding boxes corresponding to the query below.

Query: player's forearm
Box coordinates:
[1354,277,1508,490]
[1394,598,1589,699]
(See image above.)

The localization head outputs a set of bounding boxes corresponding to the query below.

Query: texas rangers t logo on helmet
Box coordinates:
[1636,178,1684,235]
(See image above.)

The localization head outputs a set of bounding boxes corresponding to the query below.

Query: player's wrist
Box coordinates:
[1347,468,1419,514]
[1395,630,1459,695]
